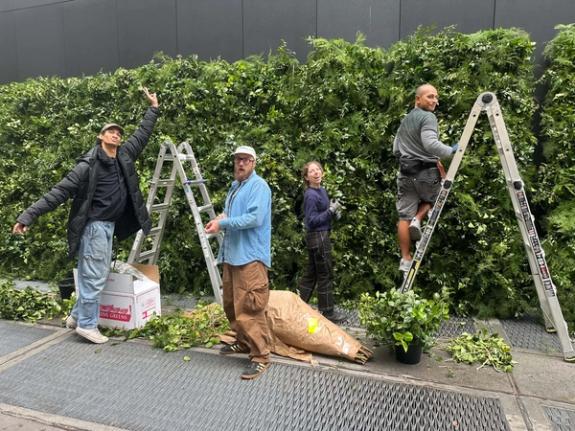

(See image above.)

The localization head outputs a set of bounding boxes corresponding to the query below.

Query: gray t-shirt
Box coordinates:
[393,107,452,163]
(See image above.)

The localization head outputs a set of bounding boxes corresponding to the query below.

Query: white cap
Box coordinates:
[233,145,256,160]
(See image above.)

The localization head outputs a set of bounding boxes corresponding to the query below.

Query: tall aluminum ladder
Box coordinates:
[399,92,575,362]
[128,140,224,304]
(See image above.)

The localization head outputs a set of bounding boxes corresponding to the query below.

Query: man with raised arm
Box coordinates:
[13,88,160,344]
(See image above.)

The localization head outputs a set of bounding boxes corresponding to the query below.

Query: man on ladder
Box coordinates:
[397,90,575,362]
[393,84,458,274]
[205,145,273,380]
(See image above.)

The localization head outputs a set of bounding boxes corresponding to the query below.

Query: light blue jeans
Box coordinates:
[71,220,115,329]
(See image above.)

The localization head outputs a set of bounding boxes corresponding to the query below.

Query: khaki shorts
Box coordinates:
[396,168,441,220]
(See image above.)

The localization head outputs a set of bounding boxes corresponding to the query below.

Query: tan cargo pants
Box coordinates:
[222,261,271,363]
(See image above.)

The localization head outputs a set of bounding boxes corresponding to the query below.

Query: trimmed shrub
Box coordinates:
[537,24,575,327]
[0,28,550,325]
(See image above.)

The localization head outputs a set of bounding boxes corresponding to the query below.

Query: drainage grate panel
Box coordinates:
[438,317,476,338]
[0,338,510,431]
[544,406,575,431]
[0,320,56,357]
[500,317,562,353]
[336,306,361,327]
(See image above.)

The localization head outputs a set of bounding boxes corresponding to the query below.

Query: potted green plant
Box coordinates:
[359,289,449,364]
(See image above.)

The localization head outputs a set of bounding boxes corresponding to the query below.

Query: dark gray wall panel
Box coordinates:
[62,0,119,77]
[117,0,178,69]
[244,0,316,61]
[14,5,66,79]
[400,0,495,38]
[496,0,575,61]
[0,0,66,13]
[177,0,243,61]
[317,0,400,48]
[2,0,575,84]
[0,13,18,82]
[0,0,19,12]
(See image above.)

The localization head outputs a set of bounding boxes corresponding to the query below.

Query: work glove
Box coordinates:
[451,143,460,154]
[329,199,342,220]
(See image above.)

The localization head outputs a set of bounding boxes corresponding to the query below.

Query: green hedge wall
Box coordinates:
[538,24,575,327]
[1,27,562,325]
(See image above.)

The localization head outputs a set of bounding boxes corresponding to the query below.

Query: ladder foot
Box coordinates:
[563,355,575,363]
[545,326,557,334]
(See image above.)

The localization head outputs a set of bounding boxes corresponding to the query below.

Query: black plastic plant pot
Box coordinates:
[58,276,75,300]
[394,338,423,365]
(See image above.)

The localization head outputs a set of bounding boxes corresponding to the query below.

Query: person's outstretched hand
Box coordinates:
[12,222,28,235]
[142,87,159,108]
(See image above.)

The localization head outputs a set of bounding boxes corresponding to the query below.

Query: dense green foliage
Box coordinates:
[537,24,575,327]
[0,280,62,321]
[384,29,537,318]
[447,329,515,372]
[2,27,571,326]
[359,289,449,352]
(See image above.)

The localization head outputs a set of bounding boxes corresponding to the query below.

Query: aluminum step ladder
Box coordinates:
[400,92,575,362]
[128,140,223,304]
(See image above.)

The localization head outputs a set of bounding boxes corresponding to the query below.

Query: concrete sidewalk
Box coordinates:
[0,404,106,431]
[0,310,573,430]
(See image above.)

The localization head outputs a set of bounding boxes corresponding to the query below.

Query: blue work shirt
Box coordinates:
[217,171,272,268]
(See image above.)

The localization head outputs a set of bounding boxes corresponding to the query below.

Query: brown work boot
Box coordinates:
[220,342,249,355]
[241,361,270,380]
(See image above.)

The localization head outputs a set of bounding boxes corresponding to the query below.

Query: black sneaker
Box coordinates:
[322,310,347,324]
[220,343,249,355]
[241,361,270,380]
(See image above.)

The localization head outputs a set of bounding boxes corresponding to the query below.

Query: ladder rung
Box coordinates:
[184,179,206,186]
[138,250,156,261]
[205,232,220,240]
[198,204,213,213]
[151,203,170,212]
[149,226,162,236]
[152,179,175,187]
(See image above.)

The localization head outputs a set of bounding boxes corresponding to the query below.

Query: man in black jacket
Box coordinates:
[12,88,160,344]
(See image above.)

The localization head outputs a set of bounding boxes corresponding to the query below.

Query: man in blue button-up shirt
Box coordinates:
[205,145,272,380]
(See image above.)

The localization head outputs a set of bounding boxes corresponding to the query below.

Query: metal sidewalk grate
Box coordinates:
[336,306,361,327]
[0,338,510,431]
[544,406,575,431]
[0,320,56,357]
[437,317,476,338]
[500,317,562,353]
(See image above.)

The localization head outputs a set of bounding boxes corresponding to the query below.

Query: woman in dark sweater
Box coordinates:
[297,161,344,323]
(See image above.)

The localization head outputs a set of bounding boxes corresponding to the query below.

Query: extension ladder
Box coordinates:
[400,92,575,362]
[127,140,224,304]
